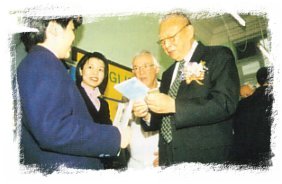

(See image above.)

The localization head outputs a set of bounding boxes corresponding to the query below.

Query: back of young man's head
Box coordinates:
[20,16,82,52]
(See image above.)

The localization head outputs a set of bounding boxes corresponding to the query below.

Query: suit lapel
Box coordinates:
[162,42,207,95]
[178,42,206,92]
[189,42,206,63]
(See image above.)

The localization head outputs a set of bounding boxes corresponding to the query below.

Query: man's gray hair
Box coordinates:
[160,10,191,25]
[132,50,160,68]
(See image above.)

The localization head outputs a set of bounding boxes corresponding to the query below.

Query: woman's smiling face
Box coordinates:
[80,57,105,89]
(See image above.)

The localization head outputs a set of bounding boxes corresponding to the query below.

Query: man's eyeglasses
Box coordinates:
[132,64,154,72]
[157,23,190,45]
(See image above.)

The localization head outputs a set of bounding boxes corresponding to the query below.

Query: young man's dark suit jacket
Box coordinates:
[17,46,120,173]
[142,42,240,165]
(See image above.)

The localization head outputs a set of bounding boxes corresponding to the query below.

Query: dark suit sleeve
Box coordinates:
[175,47,240,129]
[18,53,120,157]
[140,111,162,131]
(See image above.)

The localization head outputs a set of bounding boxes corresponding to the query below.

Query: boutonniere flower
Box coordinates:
[181,60,208,85]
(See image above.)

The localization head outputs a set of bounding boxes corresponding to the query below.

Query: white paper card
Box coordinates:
[113,100,133,129]
[114,77,149,100]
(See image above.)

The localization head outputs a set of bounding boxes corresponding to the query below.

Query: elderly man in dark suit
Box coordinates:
[133,12,240,166]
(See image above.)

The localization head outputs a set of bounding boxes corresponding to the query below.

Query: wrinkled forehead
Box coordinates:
[132,54,154,65]
[160,16,187,30]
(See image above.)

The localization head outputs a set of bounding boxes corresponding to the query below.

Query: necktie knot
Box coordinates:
[168,60,185,99]
[178,60,185,69]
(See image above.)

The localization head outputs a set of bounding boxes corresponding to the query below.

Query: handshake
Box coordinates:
[114,90,177,149]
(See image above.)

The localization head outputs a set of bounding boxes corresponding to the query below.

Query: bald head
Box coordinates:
[159,12,195,61]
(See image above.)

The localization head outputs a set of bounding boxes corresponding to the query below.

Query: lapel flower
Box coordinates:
[181,60,208,85]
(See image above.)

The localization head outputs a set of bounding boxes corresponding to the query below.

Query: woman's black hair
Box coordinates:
[21,16,83,52]
[75,52,109,94]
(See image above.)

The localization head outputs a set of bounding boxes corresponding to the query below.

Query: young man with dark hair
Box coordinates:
[17,16,129,173]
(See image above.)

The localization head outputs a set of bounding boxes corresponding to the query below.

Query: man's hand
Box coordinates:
[115,126,131,149]
[132,99,149,118]
[145,93,176,114]
[153,151,159,167]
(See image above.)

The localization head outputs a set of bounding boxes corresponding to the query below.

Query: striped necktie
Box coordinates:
[161,60,185,143]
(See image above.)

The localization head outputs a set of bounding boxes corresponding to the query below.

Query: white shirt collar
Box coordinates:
[184,40,198,63]
[81,82,101,98]
[81,82,102,110]
[170,41,198,86]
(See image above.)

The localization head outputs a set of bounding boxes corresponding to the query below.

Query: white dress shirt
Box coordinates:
[170,41,198,87]
[128,84,160,169]
[81,82,101,110]
[128,117,159,169]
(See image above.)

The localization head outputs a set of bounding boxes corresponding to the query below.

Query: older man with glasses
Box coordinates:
[127,51,160,168]
[133,11,240,166]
